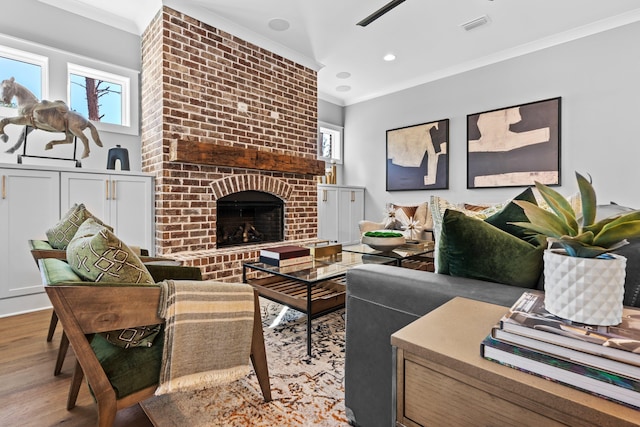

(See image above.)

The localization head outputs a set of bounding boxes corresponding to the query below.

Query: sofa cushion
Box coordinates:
[592,203,640,308]
[441,209,544,288]
[67,219,154,285]
[39,258,84,284]
[91,327,164,399]
[393,202,431,229]
[430,196,506,272]
[382,202,432,238]
[46,203,112,250]
[66,219,159,348]
[485,187,538,241]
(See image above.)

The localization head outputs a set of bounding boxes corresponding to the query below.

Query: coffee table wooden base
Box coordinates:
[249,275,345,315]
[245,273,345,356]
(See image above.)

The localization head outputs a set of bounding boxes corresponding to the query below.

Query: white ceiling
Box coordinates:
[39,0,640,106]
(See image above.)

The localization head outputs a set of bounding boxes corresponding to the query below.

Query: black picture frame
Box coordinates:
[467,97,561,189]
[386,119,449,191]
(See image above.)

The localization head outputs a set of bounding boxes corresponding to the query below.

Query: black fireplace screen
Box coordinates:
[216,191,284,248]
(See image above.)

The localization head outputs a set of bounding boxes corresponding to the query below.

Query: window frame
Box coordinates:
[0,45,49,117]
[67,62,136,136]
[318,121,343,165]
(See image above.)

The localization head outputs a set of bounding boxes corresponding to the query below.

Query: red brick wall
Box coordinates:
[140,7,319,280]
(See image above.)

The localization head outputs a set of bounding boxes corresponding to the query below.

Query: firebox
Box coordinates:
[216,191,284,248]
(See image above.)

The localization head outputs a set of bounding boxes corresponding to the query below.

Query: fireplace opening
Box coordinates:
[216,191,284,248]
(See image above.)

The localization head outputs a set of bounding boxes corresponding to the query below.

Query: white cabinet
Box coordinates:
[60,172,154,253]
[0,168,59,300]
[0,164,154,317]
[317,185,364,245]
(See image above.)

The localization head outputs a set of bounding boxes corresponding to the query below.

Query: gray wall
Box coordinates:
[0,0,144,171]
[344,21,640,221]
[319,98,344,126]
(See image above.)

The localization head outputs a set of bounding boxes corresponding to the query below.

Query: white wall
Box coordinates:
[0,0,144,171]
[344,21,640,221]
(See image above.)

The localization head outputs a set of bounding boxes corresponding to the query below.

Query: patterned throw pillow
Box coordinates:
[67,218,154,284]
[383,202,432,238]
[392,202,431,229]
[46,203,112,250]
[66,218,159,348]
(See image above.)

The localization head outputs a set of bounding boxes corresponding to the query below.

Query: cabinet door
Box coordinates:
[110,175,154,252]
[339,188,365,245]
[0,169,59,298]
[61,172,154,254]
[60,172,110,221]
[317,186,339,242]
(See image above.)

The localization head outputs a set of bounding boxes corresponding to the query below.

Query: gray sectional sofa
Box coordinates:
[344,265,529,427]
[343,202,640,427]
[345,240,640,427]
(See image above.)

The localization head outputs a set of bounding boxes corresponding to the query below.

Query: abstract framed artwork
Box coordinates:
[467,97,561,189]
[386,119,449,191]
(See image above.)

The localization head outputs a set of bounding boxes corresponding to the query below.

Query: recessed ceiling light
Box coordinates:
[383,53,396,62]
[336,72,351,79]
[336,85,351,92]
[268,18,290,31]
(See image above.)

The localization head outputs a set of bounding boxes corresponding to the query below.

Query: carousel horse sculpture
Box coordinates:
[0,77,102,158]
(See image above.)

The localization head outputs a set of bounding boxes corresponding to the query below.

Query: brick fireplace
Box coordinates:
[140,7,325,281]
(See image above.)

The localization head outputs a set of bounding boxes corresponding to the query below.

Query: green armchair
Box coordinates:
[40,257,271,427]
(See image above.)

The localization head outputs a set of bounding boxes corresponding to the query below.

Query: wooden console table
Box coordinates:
[391,298,640,427]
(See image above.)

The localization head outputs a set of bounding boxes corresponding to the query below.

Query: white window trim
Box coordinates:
[0,45,49,118]
[318,121,344,165]
[67,62,135,135]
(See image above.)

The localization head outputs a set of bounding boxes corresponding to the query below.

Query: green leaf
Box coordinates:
[554,238,612,258]
[583,216,618,236]
[512,200,574,237]
[593,221,640,248]
[534,182,579,234]
[601,211,640,229]
[576,172,597,227]
[571,231,595,245]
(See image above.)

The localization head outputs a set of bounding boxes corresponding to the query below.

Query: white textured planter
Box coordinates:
[543,249,626,326]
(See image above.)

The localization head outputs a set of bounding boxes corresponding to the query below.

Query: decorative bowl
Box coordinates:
[362,231,406,252]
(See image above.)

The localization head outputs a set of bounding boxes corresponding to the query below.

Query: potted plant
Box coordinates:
[513,172,640,325]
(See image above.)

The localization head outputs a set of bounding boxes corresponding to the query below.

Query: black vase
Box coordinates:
[106,145,130,170]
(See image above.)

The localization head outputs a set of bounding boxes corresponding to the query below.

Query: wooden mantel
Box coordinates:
[169,140,326,176]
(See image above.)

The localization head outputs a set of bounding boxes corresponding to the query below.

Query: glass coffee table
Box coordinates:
[342,241,435,269]
[243,251,392,356]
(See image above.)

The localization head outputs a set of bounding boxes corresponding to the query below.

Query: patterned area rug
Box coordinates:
[141,299,348,426]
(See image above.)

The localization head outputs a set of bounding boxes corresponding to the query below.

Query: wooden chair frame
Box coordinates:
[29,240,179,376]
[45,284,271,427]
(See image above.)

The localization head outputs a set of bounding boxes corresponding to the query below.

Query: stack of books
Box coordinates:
[481,290,640,409]
[259,245,312,267]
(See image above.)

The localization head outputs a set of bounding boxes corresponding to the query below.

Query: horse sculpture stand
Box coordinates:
[1,77,102,160]
[17,125,82,167]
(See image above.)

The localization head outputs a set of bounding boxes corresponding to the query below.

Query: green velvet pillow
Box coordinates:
[67,218,159,348]
[485,187,537,240]
[441,209,544,288]
[46,203,112,250]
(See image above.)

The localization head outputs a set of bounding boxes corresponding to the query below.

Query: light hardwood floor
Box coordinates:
[0,308,153,427]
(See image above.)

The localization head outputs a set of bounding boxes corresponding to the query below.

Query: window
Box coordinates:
[67,63,131,128]
[318,122,343,164]
[0,45,48,114]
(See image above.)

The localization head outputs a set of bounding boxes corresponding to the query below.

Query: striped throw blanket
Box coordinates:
[155,280,255,395]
